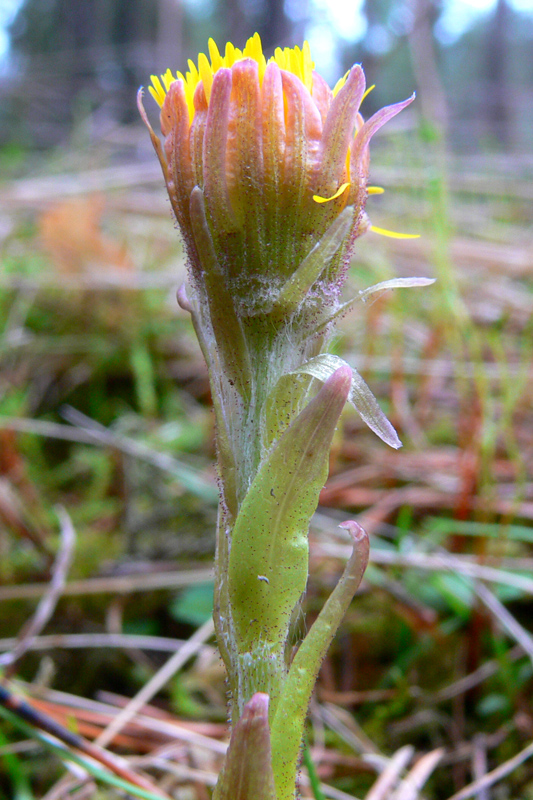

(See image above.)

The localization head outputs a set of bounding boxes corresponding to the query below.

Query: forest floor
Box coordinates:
[0,121,533,799]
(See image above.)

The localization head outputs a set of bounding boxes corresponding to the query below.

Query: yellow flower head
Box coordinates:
[149,33,326,121]
[139,34,414,313]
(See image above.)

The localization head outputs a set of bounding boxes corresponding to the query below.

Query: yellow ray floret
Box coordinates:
[332,70,349,97]
[149,32,315,120]
[313,183,351,204]
[370,225,420,239]
[313,183,383,205]
[361,84,375,103]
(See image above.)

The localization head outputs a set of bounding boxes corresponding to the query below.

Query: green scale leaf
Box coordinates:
[292,353,402,448]
[213,693,276,800]
[227,367,352,658]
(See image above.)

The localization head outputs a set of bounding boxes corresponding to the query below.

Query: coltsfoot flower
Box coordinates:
[141,35,427,800]
[139,33,413,320]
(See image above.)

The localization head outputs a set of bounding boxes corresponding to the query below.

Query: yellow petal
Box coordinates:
[208,38,223,72]
[162,69,175,91]
[244,32,262,61]
[225,41,236,65]
[149,76,166,107]
[302,40,314,91]
[274,46,287,70]
[361,84,375,103]
[370,225,420,239]
[332,70,349,97]
[313,182,351,204]
[198,51,213,101]
[187,59,199,84]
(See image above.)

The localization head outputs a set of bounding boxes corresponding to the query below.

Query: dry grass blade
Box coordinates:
[473,581,533,664]
[61,406,216,500]
[0,412,217,501]
[445,740,533,800]
[364,745,414,800]
[95,617,215,748]
[0,162,162,207]
[315,785,364,800]
[318,540,533,597]
[433,644,524,702]
[391,748,444,800]
[319,703,383,757]
[133,755,219,787]
[0,270,179,291]
[23,683,228,755]
[0,683,170,798]
[472,735,489,800]
[0,476,51,558]
[43,777,95,800]
[0,507,75,675]
[0,632,213,654]
[0,567,214,602]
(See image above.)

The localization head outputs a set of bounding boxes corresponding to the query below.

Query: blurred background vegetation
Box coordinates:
[1,0,533,150]
[0,1,533,798]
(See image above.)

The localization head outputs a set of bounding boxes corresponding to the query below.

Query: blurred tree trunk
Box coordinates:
[485,0,510,147]
[259,0,293,51]
[156,0,183,74]
[407,0,448,136]
[223,0,294,52]
[64,0,98,95]
[360,0,382,100]
[224,0,249,48]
